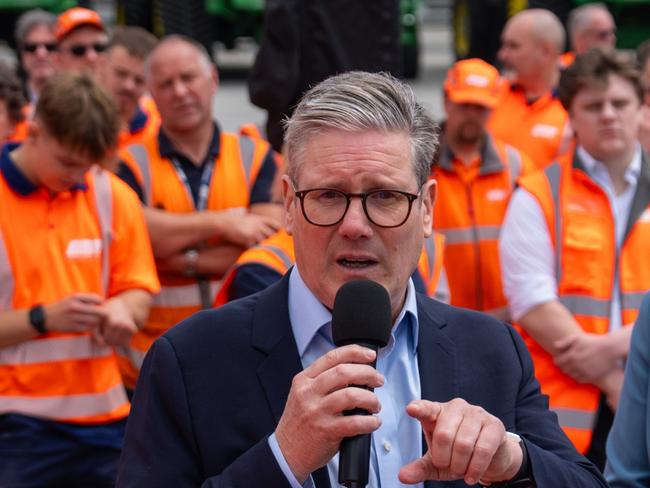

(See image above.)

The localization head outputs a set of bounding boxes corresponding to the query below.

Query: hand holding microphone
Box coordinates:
[274,280,391,486]
[332,280,392,488]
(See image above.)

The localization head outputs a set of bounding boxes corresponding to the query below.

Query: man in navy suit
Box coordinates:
[117,71,607,487]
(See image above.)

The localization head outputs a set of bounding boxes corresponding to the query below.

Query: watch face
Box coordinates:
[29,305,46,333]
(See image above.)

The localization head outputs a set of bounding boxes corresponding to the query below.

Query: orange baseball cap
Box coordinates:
[443,58,500,108]
[55,7,105,41]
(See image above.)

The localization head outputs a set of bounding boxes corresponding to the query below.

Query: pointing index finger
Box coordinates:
[406,400,443,430]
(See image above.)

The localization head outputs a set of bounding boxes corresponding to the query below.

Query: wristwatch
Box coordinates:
[184,249,199,277]
[480,432,535,488]
[28,304,47,334]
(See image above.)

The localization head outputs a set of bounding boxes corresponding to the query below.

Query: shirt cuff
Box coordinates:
[268,433,315,488]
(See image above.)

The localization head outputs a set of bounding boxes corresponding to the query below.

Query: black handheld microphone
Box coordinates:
[332,280,392,488]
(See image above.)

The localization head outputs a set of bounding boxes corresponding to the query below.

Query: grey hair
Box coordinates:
[568,3,611,44]
[14,9,57,49]
[144,34,213,80]
[284,71,439,187]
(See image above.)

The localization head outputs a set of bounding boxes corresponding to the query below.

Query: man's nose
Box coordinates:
[601,101,617,118]
[172,79,188,97]
[337,198,373,239]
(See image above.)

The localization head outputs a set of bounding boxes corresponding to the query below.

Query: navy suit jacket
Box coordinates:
[117,274,607,487]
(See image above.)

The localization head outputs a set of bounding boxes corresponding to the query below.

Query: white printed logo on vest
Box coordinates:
[485,189,507,202]
[567,202,587,213]
[531,124,559,139]
[65,239,102,259]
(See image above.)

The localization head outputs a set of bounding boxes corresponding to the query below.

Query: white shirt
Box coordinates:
[500,144,642,330]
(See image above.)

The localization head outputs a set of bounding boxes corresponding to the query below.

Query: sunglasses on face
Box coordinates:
[22,42,58,53]
[66,43,108,57]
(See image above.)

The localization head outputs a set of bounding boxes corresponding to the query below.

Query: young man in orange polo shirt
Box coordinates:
[0,73,159,487]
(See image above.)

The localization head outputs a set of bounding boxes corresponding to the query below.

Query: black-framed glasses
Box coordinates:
[293,187,422,228]
[23,42,58,53]
[67,43,108,57]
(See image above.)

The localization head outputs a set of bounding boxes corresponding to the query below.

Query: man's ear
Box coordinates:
[282,174,295,235]
[422,178,437,237]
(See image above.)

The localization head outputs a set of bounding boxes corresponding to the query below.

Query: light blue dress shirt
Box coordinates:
[605,292,650,487]
[268,266,423,488]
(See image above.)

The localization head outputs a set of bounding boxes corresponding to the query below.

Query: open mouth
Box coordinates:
[337,258,377,269]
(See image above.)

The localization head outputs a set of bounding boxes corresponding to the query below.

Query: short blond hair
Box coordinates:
[35,72,120,161]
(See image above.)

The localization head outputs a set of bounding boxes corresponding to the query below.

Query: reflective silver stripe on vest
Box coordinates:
[122,347,147,371]
[434,267,450,304]
[552,407,597,430]
[505,145,522,188]
[559,295,610,318]
[256,245,293,271]
[622,291,647,311]
[153,280,222,307]
[91,168,113,295]
[238,135,256,188]
[127,143,152,205]
[423,235,436,280]
[0,383,127,420]
[0,335,113,366]
[544,163,562,283]
[0,228,13,310]
[441,225,501,245]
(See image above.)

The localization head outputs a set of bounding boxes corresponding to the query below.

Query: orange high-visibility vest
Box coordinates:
[489,80,569,171]
[517,153,650,453]
[433,135,532,317]
[7,104,32,143]
[118,130,272,388]
[118,96,161,149]
[215,231,448,306]
[214,228,295,306]
[558,51,576,70]
[239,122,265,141]
[417,232,448,302]
[0,166,159,424]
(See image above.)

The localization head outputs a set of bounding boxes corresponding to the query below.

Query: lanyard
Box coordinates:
[169,155,216,309]
[169,155,215,211]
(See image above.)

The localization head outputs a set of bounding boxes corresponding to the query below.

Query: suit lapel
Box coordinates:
[416,295,459,488]
[416,295,459,405]
[251,273,332,488]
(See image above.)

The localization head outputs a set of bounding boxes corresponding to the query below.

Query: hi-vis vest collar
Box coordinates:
[437,132,523,182]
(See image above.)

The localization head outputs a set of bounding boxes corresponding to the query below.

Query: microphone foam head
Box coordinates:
[332,280,392,348]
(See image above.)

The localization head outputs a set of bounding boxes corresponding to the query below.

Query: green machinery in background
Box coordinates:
[453,0,650,61]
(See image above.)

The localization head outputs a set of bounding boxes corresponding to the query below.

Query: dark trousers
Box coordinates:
[585,395,614,472]
[0,414,123,488]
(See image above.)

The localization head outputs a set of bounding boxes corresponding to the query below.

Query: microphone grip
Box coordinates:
[338,342,380,488]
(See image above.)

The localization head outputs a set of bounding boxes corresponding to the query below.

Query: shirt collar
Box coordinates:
[128,104,149,134]
[0,142,88,195]
[1,142,38,195]
[576,143,642,187]
[157,122,221,162]
[288,266,420,359]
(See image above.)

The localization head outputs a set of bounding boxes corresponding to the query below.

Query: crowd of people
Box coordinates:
[0,2,649,487]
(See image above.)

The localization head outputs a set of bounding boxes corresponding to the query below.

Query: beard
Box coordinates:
[454,120,486,146]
